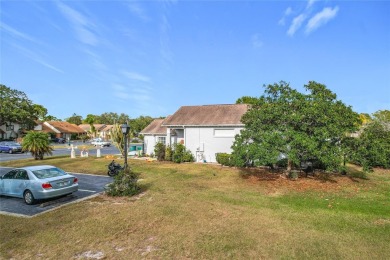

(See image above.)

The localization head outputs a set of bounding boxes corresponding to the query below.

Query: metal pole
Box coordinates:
[124,133,128,169]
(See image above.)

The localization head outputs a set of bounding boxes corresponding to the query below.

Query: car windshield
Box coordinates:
[32,167,68,179]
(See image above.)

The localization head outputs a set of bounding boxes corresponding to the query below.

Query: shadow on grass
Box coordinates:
[348,172,369,181]
[239,167,282,181]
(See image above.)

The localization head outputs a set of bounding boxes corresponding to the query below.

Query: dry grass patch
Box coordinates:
[0,158,389,259]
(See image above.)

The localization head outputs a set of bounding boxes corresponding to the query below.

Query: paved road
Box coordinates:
[0,167,112,217]
[0,142,120,162]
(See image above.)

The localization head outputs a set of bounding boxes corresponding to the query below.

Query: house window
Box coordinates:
[157,136,166,144]
[6,125,14,131]
[214,129,235,137]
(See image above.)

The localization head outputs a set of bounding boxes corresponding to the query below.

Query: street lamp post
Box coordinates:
[121,123,130,169]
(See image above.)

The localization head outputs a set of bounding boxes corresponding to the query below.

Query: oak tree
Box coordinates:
[232,81,361,172]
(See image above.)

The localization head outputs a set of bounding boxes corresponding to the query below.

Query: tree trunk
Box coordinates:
[286,159,293,176]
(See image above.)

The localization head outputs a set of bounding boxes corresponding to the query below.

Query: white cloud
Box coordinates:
[11,43,64,73]
[56,2,98,46]
[306,0,317,9]
[122,71,151,83]
[112,84,130,100]
[287,14,306,36]
[76,27,98,46]
[278,7,293,26]
[306,6,339,34]
[127,3,150,22]
[130,94,152,102]
[83,49,108,72]
[160,14,173,66]
[285,7,293,15]
[251,34,263,49]
[112,82,153,103]
[0,23,42,45]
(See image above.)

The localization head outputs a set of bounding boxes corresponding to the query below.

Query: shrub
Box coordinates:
[106,167,140,196]
[154,142,166,161]
[165,145,173,161]
[173,143,194,163]
[216,153,232,166]
[353,121,390,171]
[22,131,53,160]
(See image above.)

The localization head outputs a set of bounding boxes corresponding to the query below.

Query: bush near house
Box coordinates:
[154,143,194,163]
[165,145,173,161]
[154,142,166,161]
[216,153,233,166]
[172,143,194,163]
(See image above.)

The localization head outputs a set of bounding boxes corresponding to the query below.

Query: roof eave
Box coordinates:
[162,124,245,127]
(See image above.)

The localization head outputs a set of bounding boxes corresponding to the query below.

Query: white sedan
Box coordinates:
[90,138,111,147]
[0,165,78,205]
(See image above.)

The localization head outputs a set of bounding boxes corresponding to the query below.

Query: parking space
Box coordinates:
[0,172,112,218]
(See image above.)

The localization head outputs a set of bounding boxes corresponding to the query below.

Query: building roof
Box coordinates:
[41,123,55,133]
[45,121,85,134]
[140,118,168,135]
[78,124,107,132]
[162,104,248,126]
[101,125,114,132]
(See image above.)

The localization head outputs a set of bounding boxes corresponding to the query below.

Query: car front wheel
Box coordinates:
[24,190,36,205]
[8,149,13,154]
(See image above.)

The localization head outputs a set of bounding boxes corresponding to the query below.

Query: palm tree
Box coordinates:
[22,132,53,160]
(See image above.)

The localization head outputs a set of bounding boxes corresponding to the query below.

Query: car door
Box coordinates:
[4,143,11,152]
[0,170,17,195]
[0,142,7,152]
[11,170,30,197]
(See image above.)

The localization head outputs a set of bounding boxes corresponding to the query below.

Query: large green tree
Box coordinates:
[97,112,119,125]
[232,81,361,172]
[129,116,153,137]
[66,113,83,125]
[352,110,390,171]
[94,112,131,125]
[0,85,39,129]
[372,110,390,130]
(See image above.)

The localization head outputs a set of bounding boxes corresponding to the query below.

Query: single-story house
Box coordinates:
[100,125,114,140]
[141,104,249,162]
[43,121,85,140]
[140,118,170,156]
[78,124,113,140]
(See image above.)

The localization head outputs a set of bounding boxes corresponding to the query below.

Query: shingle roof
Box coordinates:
[41,123,56,133]
[78,124,90,131]
[162,104,248,126]
[78,124,108,131]
[140,118,168,135]
[46,121,85,133]
[101,125,113,132]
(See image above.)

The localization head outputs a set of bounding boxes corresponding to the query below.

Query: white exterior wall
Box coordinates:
[143,134,166,155]
[0,123,22,139]
[143,135,155,155]
[184,126,243,163]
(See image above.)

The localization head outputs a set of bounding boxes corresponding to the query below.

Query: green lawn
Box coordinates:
[1,157,389,259]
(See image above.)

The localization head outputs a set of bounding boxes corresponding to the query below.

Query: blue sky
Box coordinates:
[1,0,389,120]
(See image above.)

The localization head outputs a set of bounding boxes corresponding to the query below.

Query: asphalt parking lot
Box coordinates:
[0,171,112,218]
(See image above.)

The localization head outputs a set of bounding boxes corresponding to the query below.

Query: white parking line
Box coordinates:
[78,189,96,193]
